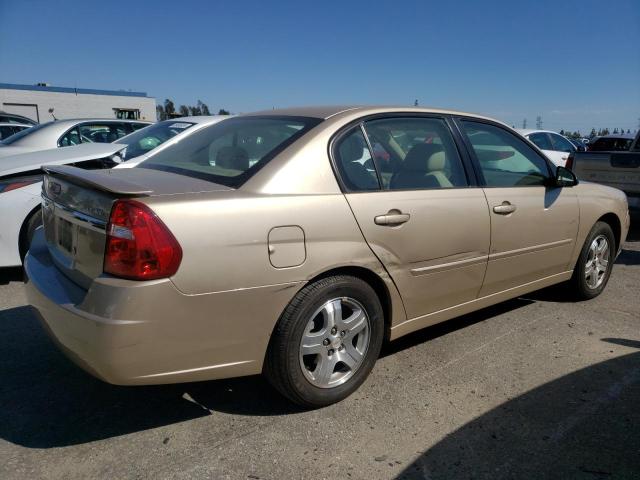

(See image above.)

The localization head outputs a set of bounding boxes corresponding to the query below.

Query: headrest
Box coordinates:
[403,143,443,170]
[340,134,365,163]
[216,146,249,171]
[427,151,446,171]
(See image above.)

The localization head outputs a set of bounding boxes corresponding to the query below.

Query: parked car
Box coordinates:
[516,129,576,167]
[569,130,640,213]
[0,118,151,158]
[568,138,587,152]
[0,122,31,140]
[0,116,228,268]
[587,134,635,152]
[0,111,38,126]
[26,106,629,408]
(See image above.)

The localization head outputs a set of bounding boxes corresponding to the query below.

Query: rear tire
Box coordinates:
[19,209,42,262]
[568,221,615,300]
[265,275,384,408]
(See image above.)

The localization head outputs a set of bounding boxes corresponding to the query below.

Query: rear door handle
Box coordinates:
[374,210,410,226]
[493,201,517,215]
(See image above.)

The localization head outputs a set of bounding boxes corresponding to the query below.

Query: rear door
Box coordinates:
[334,116,490,320]
[457,119,579,296]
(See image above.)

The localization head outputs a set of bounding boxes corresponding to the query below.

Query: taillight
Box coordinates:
[565,154,574,170]
[104,199,182,280]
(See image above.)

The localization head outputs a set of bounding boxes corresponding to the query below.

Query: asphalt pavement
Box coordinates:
[1,226,638,479]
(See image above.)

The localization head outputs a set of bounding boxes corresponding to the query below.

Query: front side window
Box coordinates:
[334,128,379,191]
[461,121,551,187]
[363,117,467,190]
[549,133,575,153]
[528,132,553,151]
[140,116,321,187]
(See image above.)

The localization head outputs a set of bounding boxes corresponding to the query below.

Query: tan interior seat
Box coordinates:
[424,151,453,188]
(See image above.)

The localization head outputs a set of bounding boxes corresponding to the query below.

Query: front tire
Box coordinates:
[265,275,384,408]
[569,221,615,300]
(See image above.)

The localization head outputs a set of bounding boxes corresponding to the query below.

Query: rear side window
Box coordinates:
[334,128,379,191]
[140,116,321,187]
[58,127,81,147]
[461,121,551,187]
[549,133,575,153]
[528,132,553,151]
[363,117,467,190]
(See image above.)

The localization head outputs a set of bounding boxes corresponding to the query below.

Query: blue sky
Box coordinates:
[1,0,638,133]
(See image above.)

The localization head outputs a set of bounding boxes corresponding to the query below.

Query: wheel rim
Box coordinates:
[299,297,371,389]
[585,234,610,289]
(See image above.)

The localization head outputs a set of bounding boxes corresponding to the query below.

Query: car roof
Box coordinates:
[160,115,231,125]
[245,105,502,122]
[515,129,560,136]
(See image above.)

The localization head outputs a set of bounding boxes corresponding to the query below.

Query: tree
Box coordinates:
[164,99,175,117]
[613,128,619,134]
[628,129,632,134]
[179,105,189,117]
[198,100,211,116]
[559,129,565,135]
[590,128,597,137]
[156,104,166,121]
[218,108,230,115]
[602,128,610,135]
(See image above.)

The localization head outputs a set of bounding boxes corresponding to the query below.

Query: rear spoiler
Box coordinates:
[43,165,152,196]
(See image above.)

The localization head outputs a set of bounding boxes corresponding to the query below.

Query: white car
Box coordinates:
[516,129,576,168]
[0,116,229,267]
[0,118,151,158]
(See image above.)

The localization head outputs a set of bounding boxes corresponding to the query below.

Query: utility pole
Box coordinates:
[536,115,542,130]
[522,118,527,129]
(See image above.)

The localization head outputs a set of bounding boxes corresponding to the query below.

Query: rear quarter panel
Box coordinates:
[144,191,407,326]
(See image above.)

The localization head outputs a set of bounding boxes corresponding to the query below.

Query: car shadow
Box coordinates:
[395,338,640,479]
[0,296,535,448]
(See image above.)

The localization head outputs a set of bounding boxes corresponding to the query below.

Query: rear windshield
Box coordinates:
[139,116,321,187]
[117,120,196,160]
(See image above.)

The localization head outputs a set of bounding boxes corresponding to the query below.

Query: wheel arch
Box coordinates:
[597,212,622,253]
[306,266,394,341]
[18,205,42,260]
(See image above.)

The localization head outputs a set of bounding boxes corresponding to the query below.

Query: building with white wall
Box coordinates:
[0,83,156,123]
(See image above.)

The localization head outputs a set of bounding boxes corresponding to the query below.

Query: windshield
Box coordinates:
[139,116,322,187]
[1,122,48,145]
[117,120,196,160]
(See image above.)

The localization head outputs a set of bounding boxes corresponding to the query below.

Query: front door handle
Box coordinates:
[374,209,410,226]
[493,201,517,215]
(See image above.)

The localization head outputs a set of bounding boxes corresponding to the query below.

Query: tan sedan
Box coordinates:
[25,106,630,407]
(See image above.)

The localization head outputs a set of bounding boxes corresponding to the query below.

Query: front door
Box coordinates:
[333,116,490,320]
[457,120,579,296]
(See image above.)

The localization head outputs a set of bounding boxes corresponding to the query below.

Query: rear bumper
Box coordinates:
[25,229,301,385]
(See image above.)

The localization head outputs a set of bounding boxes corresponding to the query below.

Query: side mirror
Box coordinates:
[555,166,578,187]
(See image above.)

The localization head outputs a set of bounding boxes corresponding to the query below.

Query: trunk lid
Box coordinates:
[41,165,232,288]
